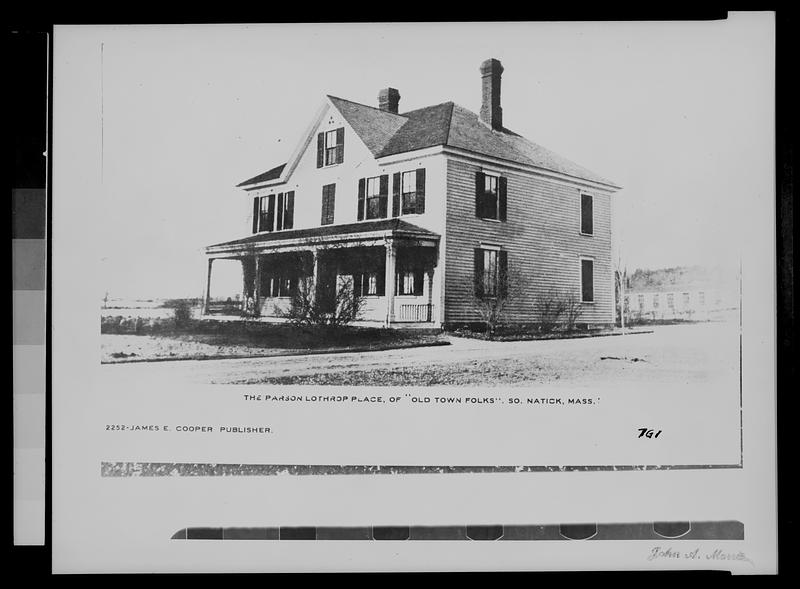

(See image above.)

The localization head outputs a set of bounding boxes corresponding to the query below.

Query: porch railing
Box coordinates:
[396,303,434,322]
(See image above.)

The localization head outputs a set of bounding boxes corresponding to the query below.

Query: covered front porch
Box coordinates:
[203,219,441,327]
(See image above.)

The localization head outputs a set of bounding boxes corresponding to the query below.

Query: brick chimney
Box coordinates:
[479,58,504,131]
[378,88,401,114]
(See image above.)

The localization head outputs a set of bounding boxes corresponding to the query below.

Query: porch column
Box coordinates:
[426,268,434,322]
[384,238,396,326]
[240,258,248,312]
[253,255,262,316]
[311,248,320,302]
[202,258,214,315]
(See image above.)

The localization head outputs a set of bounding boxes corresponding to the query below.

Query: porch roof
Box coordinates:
[206,219,439,255]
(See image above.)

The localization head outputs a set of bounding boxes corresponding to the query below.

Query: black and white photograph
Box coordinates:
[50,16,777,574]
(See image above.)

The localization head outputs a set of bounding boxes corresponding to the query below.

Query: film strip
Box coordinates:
[171,521,743,541]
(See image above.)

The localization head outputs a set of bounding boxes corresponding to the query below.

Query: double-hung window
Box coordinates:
[321,184,336,225]
[358,175,389,220]
[366,177,382,219]
[474,247,508,298]
[276,191,294,231]
[475,172,507,221]
[580,193,594,235]
[316,127,344,167]
[252,194,275,233]
[353,271,384,297]
[580,258,594,303]
[396,267,424,296]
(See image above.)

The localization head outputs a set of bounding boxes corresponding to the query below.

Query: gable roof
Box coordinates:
[238,96,620,190]
[236,163,286,188]
[326,95,407,155]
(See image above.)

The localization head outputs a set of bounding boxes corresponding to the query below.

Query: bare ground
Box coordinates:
[100,322,740,388]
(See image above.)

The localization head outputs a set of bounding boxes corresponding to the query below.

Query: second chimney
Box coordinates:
[480,58,504,131]
[378,88,401,114]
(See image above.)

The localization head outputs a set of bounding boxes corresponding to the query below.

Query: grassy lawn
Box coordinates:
[101,320,445,363]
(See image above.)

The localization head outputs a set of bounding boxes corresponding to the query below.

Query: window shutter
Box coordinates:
[416,168,426,214]
[498,176,507,222]
[276,193,284,230]
[357,178,365,221]
[252,197,260,233]
[392,172,401,217]
[266,195,275,232]
[581,193,593,234]
[475,171,485,218]
[474,249,484,298]
[320,185,329,225]
[379,174,389,218]
[316,132,324,168]
[336,127,344,164]
[498,250,508,298]
[581,259,594,302]
[285,191,294,229]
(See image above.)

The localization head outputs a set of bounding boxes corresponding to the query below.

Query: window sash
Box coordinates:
[580,259,594,303]
[481,174,500,220]
[483,250,498,297]
[366,177,380,197]
[401,171,418,214]
[324,130,340,166]
[367,273,378,295]
[321,185,335,225]
[581,193,594,234]
[365,176,386,220]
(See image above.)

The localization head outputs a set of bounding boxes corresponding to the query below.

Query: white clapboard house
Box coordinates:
[203,58,621,328]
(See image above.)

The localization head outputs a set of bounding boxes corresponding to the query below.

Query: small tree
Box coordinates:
[173,300,193,329]
[275,242,366,329]
[538,289,566,334]
[561,292,584,332]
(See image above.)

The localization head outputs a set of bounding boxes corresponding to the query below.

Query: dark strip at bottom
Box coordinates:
[171,521,743,541]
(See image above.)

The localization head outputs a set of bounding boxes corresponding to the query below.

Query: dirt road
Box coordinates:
[99,322,740,387]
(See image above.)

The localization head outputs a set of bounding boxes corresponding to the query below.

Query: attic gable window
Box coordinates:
[475,171,507,221]
[317,127,344,167]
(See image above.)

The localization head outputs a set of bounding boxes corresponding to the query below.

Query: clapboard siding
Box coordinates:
[444,157,614,325]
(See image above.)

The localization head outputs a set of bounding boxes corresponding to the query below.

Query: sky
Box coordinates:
[57,16,774,300]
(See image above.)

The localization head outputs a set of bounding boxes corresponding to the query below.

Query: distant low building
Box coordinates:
[625,287,738,322]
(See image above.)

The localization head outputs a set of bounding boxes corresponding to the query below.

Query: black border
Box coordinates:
[8,8,793,578]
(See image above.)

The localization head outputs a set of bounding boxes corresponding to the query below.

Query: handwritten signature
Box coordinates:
[647,546,754,566]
